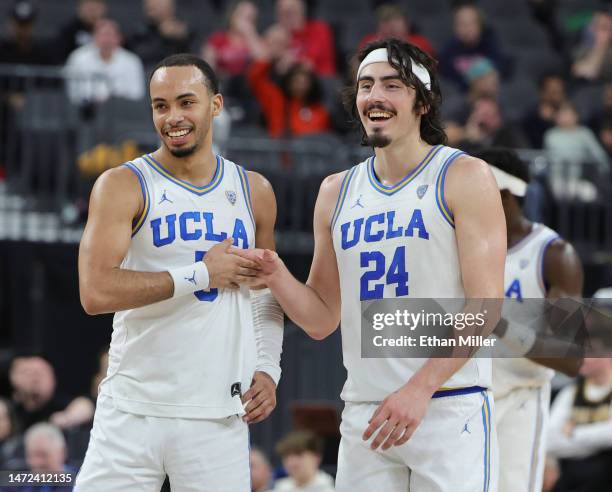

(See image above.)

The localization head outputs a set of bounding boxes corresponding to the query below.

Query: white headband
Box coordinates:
[356,48,431,90]
[489,165,527,197]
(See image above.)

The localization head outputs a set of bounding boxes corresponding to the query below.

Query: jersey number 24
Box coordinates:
[360,246,408,300]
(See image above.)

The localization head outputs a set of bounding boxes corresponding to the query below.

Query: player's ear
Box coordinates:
[211,93,223,117]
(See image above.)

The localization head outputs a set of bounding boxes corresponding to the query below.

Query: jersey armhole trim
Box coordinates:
[330,166,357,230]
[124,162,150,237]
[538,235,560,294]
[435,150,465,228]
[237,165,256,231]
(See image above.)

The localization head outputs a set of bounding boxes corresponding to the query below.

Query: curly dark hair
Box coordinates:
[342,38,447,146]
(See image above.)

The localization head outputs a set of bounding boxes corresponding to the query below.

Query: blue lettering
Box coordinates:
[505,279,523,302]
[405,209,429,239]
[179,212,202,241]
[341,218,364,250]
[364,213,385,243]
[203,212,228,242]
[232,219,249,249]
[385,211,403,239]
[151,214,176,247]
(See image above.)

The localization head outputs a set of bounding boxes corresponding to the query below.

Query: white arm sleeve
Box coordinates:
[251,288,284,385]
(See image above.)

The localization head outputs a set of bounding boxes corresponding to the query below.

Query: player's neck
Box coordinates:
[507,214,532,248]
[372,138,432,186]
[153,142,218,187]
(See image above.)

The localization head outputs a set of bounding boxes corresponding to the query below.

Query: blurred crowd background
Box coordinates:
[1,0,612,490]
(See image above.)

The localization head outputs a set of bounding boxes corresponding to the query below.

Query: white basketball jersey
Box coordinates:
[332,145,491,403]
[100,153,257,419]
[493,223,559,398]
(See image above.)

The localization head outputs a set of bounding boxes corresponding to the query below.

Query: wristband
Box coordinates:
[168,262,209,298]
[499,320,537,356]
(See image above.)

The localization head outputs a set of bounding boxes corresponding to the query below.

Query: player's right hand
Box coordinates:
[203,238,261,289]
[230,248,282,279]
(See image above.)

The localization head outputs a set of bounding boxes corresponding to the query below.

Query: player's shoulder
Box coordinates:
[89,163,143,212]
[244,169,273,195]
[447,153,491,180]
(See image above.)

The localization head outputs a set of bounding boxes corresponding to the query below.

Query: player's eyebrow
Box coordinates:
[151,92,198,103]
[357,75,403,84]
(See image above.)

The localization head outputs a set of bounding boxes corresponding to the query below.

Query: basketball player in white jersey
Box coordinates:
[75,54,284,491]
[474,148,583,492]
[234,39,506,491]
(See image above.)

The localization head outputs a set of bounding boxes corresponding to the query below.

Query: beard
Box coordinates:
[168,143,198,158]
[364,129,391,148]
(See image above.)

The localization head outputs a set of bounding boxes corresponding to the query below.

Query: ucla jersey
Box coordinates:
[100,153,257,419]
[493,223,559,398]
[332,145,491,402]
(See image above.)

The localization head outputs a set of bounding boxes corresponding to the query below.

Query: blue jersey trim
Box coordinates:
[124,162,150,237]
[367,145,443,196]
[435,150,465,228]
[238,165,256,231]
[330,166,358,230]
[143,153,224,196]
[432,385,487,398]
[481,391,492,492]
[538,234,560,294]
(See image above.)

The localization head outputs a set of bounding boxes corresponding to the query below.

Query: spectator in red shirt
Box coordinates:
[358,3,435,56]
[273,0,336,75]
[248,28,330,138]
[201,0,265,77]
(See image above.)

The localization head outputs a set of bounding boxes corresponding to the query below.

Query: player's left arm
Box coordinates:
[526,239,584,376]
[240,170,284,424]
[364,155,506,450]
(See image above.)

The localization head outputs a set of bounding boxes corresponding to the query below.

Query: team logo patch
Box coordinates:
[520,259,529,269]
[230,382,242,397]
[417,185,428,199]
[225,190,237,205]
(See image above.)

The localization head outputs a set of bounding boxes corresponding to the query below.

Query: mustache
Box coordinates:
[363,103,396,116]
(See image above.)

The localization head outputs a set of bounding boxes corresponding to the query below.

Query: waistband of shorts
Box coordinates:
[432,385,487,398]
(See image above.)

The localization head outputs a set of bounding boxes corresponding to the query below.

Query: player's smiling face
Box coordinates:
[150,65,222,158]
[356,61,421,147]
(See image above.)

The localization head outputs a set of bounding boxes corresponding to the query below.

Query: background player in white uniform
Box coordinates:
[235,39,506,491]
[475,148,583,492]
[75,54,283,491]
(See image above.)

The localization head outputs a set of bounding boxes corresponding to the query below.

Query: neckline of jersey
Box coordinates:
[507,222,541,255]
[368,144,442,195]
[143,153,224,196]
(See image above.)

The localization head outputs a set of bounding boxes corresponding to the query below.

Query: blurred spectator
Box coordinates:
[55,0,108,62]
[528,0,565,54]
[272,431,334,492]
[572,8,612,83]
[9,355,72,432]
[272,0,336,75]
[358,3,434,56]
[599,115,612,157]
[544,101,609,186]
[439,2,511,90]
[588,82,612,135]
[65,19,145,104]
[522,73,568,148]
[460,95,527,149]
[0,397,21,468]
[248,59,330,138]
[547,358,612,491]
[14,423,74,491]
[0,0,55,65]
[464,56,499,102]
[127,0,194,68]
[251,447,274,492]
[202,0,265,78]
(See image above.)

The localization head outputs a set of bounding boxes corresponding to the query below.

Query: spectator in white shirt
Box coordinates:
[547,357,612,491]
[65,18,145,104]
